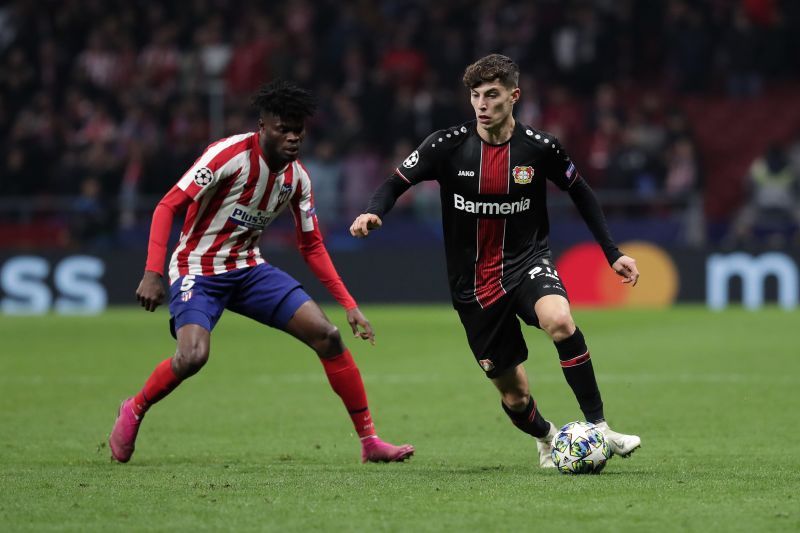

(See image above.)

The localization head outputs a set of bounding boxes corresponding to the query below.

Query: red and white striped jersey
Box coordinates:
[167,132,318,284]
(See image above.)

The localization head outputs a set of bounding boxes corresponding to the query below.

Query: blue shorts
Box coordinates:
[168,263,311,338]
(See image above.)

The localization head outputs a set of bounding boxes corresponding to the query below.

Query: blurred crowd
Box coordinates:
[1,0,800,246]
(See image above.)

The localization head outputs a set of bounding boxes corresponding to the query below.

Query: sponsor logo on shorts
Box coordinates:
[458,170,475,177]
[512,165,534,184]
[181,290,193,302]
[479,358,495,372]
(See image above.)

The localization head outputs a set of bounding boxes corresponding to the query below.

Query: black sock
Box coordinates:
[501,396,550,438]
[554,327,605,423]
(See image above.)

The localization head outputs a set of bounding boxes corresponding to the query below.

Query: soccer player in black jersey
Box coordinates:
[351,54,641,467]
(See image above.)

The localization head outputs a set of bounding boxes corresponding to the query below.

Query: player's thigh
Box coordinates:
[168,273,231,338]
[283,299,344,355]
[456,297,528,379]
[516,261,572,330]
[226,263,311,329]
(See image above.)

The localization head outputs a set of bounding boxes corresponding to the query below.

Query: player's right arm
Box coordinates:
[350,132,443,238]
[349,178,407,237]
[136,135,246,310]
[136,186,193,311]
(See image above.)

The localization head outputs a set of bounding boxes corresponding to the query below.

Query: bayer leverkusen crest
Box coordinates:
[512,165,534,184]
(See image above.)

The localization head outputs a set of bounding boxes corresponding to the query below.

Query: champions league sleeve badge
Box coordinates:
[194,167,214,187]
[402,150,419,169]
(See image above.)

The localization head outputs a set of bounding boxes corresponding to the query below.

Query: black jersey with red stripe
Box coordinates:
[393,120,579,309]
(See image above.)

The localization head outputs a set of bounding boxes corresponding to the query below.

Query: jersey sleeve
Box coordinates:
[144,185,192,275]
[392,130,447,185]
[290,167,318,233]
[540,137,581,191]
[175,137,246,201]
[290,166,358,310]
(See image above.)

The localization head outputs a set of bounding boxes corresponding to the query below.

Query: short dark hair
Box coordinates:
[462,54,520,89]
[252,80,317,121]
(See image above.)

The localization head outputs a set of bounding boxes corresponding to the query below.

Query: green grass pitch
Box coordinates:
[1,305,798,532]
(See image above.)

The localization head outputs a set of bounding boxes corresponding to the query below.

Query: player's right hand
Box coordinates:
[136,271,166,312]
[350,213,382,238]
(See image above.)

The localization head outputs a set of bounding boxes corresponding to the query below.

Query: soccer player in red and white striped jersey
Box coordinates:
[109,80,413,464]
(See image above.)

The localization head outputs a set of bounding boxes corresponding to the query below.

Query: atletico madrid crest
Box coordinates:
[512,165,534,184]
[181,290,193,302]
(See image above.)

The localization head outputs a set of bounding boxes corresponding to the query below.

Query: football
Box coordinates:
[551,421,612,474]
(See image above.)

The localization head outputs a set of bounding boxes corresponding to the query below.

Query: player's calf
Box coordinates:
[172,335,210,378]
[553,328,605,423]
[501,396,557,468]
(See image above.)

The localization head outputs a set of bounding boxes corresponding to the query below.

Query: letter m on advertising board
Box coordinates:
[706,252,799,310]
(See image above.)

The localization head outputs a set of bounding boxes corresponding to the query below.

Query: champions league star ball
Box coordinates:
[551,421,611,474]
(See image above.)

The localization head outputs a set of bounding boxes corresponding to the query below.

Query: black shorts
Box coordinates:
[456,260,568,379]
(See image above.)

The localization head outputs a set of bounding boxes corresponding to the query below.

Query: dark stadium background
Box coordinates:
[1,0,799,311]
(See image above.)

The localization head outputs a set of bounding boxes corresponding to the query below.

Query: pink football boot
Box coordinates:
[361,436,415,463]
[109,398,142,463]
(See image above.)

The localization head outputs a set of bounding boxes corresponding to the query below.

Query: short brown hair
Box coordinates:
[462,54,520,89]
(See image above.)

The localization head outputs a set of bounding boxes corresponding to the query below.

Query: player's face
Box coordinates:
[259,114,306,164]
[470,80,519,129]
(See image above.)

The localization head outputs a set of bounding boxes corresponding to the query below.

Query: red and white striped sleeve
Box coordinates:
[175,134,252,201]
[290,162,357,310]
[144,185,192,275]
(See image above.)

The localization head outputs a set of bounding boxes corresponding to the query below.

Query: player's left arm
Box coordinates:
[546,139,639,286]
[290,167,375,343]
[568,179,639,285]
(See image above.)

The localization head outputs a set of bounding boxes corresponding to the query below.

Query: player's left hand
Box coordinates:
[346,307,375,345]
[611,255,640,286]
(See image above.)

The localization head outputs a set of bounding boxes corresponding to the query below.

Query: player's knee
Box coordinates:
[540,311,575,341]
[312,324,343,358]
[173,339,209,378]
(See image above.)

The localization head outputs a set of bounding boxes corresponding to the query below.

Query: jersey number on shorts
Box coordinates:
[528,266,559,279]
[180,275,196,292]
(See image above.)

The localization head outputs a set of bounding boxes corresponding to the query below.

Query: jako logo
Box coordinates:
[453,193,530,215]
[458,170,475,177]
[706,252,798,310]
